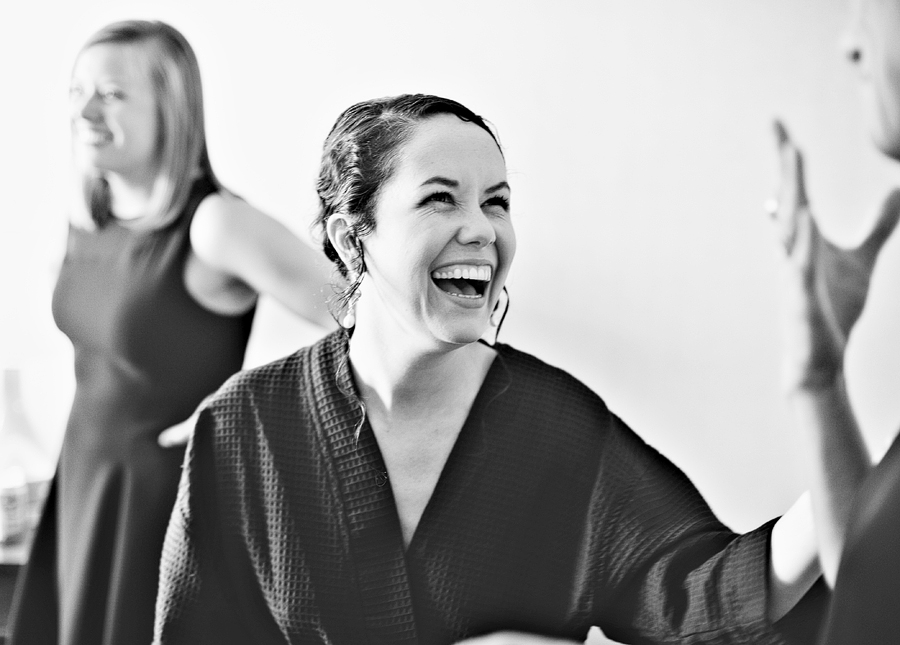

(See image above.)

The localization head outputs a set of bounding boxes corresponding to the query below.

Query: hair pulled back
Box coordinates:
[314,94,500,290]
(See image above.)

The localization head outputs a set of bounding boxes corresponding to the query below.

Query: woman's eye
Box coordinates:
[100,89,124,102]
[420,192,455,207]
[483,196,510,214]
[69,85,83,100]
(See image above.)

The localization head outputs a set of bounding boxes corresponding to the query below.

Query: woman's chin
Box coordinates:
[429,318,491,348]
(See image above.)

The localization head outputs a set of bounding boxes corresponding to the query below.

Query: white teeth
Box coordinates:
[443,292,481,299]
[431,264,492,281]
[77,130,112,145]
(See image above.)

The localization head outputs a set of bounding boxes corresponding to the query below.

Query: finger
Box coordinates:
[158,425,191,448]
[773,118,789,147]
[775,149,810,253]
[773,146,801,249]
[765,120,789,221]
[790,205,816,271]
[859,187,900,256]
[773,119,796,180]
[793,145,809,208]
[813,186,900,342]
[157,428,175,448]
[775,137,807,208]
[772,120,809,207]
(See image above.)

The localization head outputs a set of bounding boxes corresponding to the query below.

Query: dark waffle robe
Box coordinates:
[154,331,826,645]
[9,178,255,645]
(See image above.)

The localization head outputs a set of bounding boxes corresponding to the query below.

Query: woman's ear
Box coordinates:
[326,213,360,275]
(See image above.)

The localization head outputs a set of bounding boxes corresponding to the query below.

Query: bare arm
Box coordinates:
[189,192,337,329]
[766,121,900,587]
[157,193,337,447]
[768,491,824,620]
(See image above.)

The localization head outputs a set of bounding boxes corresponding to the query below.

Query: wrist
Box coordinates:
[784,365,844,396]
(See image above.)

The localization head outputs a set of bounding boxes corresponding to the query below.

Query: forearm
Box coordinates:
[768,492,820,621]
[789,372,871,585]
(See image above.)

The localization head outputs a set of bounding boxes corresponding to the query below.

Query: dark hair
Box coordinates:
[314,94,501,316]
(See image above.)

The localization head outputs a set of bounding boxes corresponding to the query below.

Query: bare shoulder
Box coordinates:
[185,191,334,325]
[190,192,274,266]
[192,192,256,246]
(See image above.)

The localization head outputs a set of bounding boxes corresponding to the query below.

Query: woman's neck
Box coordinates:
[106,170,158,220]
[347,322,494,425]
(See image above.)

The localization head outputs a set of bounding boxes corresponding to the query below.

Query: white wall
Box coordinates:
[3,1,900,638]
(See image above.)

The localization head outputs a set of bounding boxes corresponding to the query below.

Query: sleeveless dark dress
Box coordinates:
[8,178,255,645]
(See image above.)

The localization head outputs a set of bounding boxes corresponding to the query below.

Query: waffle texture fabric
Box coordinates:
[154,331,825,644]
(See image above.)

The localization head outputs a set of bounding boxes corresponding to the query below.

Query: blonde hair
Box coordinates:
[72,20,219,229]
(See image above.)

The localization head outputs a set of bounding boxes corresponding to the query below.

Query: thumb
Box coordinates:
[859,187,900,257]
[814,189,900,344]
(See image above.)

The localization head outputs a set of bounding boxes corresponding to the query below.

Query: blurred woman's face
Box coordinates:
[69,43,160,182]
[844,0,900,158]
[356,114,515,348]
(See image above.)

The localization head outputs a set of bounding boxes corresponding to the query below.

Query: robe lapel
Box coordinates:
[312,333,420,645]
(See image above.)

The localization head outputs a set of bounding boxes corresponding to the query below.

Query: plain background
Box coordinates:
[2,1,900,641]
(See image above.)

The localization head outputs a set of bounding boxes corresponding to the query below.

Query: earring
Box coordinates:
[341,273,361,329]
[341,301,356,329]
[341,237,364,330]
[489,287,510,341]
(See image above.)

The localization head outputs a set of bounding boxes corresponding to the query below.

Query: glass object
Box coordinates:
[0,368,52,544]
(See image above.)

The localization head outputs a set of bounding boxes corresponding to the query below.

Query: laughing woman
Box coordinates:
[154,95,829,645]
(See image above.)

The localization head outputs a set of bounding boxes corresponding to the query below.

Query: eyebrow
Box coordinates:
[419,177,510,193]
[420,176,459,189]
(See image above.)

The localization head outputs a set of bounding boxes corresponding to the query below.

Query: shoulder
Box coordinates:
[201,332,342,419]
[488,342,627,462]
[189,192,260,261]
[195,344,316,480]
[193,333,347,497]
[490,343,671,474]
[493,342,609,414]
[203,345,312,417]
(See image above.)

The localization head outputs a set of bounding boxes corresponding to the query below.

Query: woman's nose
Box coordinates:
[74,91,102,121]
[458,205,496,248]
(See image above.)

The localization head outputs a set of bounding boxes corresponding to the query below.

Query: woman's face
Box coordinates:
[356,114,515,348]
[69,43,160,181]
[844,0,900,158]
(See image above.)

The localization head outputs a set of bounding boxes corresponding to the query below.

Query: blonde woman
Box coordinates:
[8,20,332,645]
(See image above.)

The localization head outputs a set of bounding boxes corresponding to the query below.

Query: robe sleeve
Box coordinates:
[590,414,827,644]
[152,407,282,645]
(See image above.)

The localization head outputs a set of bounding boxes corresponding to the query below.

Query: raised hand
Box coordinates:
[768,120,900,389]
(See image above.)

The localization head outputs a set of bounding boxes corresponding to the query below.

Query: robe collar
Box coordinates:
[306,331,511,644]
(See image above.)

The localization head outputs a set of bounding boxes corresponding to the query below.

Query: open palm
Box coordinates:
[771,120,900,388]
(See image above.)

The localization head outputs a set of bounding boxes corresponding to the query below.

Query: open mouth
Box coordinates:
[76,129,113,145]
[431,264,492,299]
